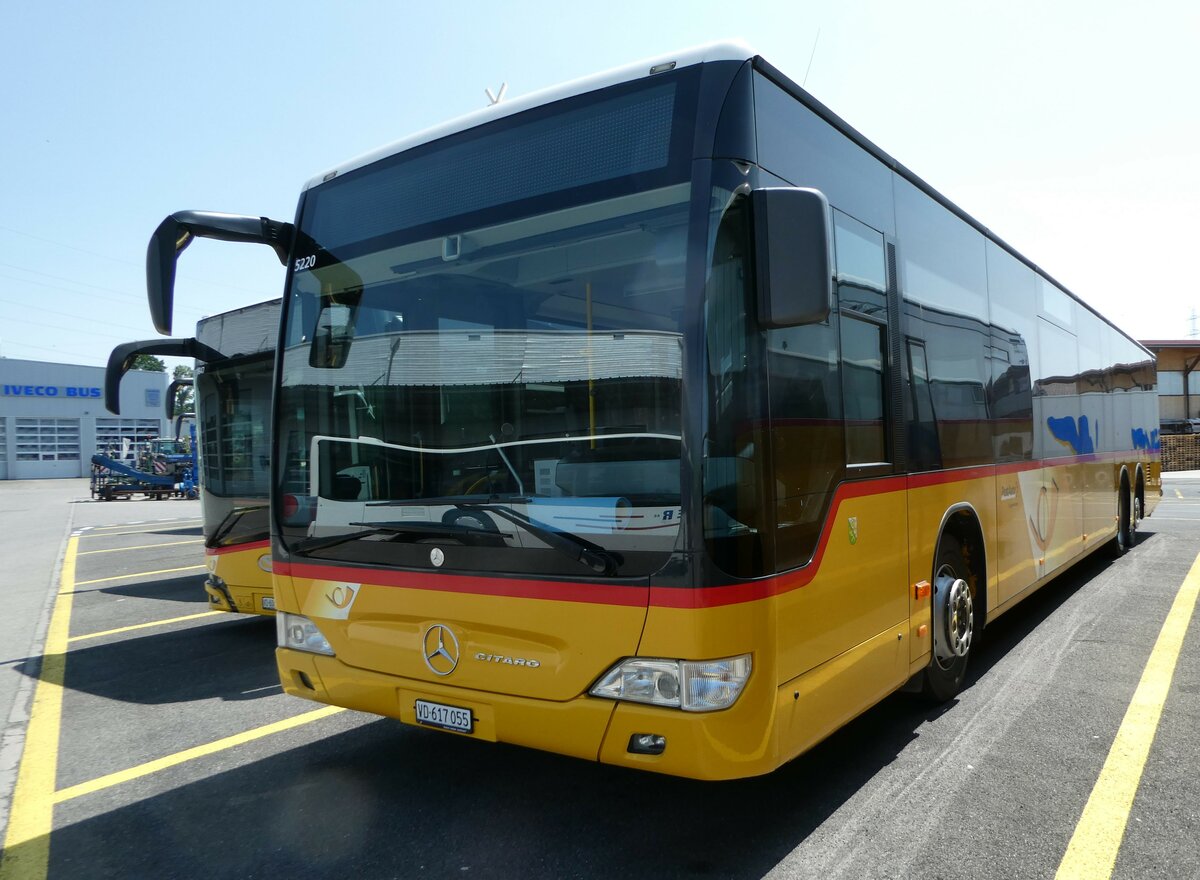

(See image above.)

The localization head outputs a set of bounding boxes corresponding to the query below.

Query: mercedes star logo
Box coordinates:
[422,624,460,676]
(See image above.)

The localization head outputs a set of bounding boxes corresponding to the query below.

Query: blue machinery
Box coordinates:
[90,427,198,501]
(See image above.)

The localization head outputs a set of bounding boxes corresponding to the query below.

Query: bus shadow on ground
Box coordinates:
[12,615,278,706]
[38,698,935,880]
[81,573,211,604]
[107,524,203,538]
[73,524,204,541]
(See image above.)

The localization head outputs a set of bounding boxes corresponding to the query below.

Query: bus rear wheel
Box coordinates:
[921,537,976,701]
[1111,480,1135,557]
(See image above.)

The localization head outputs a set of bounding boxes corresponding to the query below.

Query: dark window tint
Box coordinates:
[894,178,988,322]
[752,73,894,235]
[834,211,887,317]
[989,327,1033,461]
[907,340,941,470]
[906,302,994,468]
[1038,318,1079,395]
[984,241,1035,462]
[929,321,991,467]
[768,316,844,570]
[833,213,889,467]
[703,193,772,578]
[841,315,887,464]
[198,361,272,499]
[307,74,697,253]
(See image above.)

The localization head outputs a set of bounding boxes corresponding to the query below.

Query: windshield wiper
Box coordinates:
[457,503,624,576]
[292,520,512,554]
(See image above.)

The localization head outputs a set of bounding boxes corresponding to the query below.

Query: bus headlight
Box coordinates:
[590,654,751,712]
[276,612,334,656]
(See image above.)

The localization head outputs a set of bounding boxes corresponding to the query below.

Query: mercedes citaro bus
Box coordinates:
[142,42,1159,779]
[107,300,280,616]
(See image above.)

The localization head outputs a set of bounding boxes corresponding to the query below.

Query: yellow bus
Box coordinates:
[106,300,280,616]
[144,42,1159,779]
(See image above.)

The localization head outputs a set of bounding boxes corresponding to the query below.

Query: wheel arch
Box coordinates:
[933,502,988,629]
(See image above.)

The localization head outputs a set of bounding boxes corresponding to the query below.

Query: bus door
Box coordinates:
[812,215,909,680]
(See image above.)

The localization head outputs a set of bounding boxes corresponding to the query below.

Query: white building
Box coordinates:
[0,359,168,480]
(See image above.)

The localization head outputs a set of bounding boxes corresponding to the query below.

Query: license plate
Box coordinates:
[415,699,474,733]
[261,596,276,611]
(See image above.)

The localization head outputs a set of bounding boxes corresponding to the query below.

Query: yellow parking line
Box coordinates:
[1055,549,1200,879]
[73,564,206,587]
[78,539,204,555]
[68,611,226,643]
[52,706,346,804]
[1176,489,1184,499]
[0,536,77,880]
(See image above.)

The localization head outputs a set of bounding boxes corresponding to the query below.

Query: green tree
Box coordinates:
[172,364,195,415]
[130,354,166,372]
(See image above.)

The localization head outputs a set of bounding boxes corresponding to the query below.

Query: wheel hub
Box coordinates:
[933,568,973,662]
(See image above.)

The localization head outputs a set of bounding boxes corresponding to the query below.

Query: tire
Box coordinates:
[1110,481,1135,558]
[921,537,977,701]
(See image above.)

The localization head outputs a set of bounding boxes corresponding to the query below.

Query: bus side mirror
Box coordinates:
[105,338,224,415]
[147,211,294,335]
[166,377,194,420]
[751,187,833,328]
[309,299,358,369]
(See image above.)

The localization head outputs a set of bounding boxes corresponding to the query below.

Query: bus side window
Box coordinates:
[834,211,890,469]
[768,317,844,570]
[841,315,888,465]
[907,339,941,470]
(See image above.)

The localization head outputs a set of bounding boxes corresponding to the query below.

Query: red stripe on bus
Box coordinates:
[273,560,648,607]
[275,451,1152,609]
[206,539,271,556]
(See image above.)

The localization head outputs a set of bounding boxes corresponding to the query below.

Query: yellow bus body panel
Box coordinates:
[277,568,647,702]
[205,541,275,615]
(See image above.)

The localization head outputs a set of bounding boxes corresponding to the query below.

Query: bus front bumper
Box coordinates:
[206,576,276,616]
[275,648,783,780]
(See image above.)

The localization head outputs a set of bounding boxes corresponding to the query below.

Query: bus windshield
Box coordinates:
[276,73,702,578]
[197,355,273,547]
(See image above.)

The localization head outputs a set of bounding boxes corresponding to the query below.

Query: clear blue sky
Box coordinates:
[2,1,1197,369]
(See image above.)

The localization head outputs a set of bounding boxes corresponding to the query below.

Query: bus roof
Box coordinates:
[302,40,753,192]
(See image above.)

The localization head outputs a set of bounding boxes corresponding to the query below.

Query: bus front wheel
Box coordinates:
[921,537,976,701]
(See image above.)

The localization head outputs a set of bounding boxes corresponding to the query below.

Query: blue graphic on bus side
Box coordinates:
[1047,415,1095,455]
